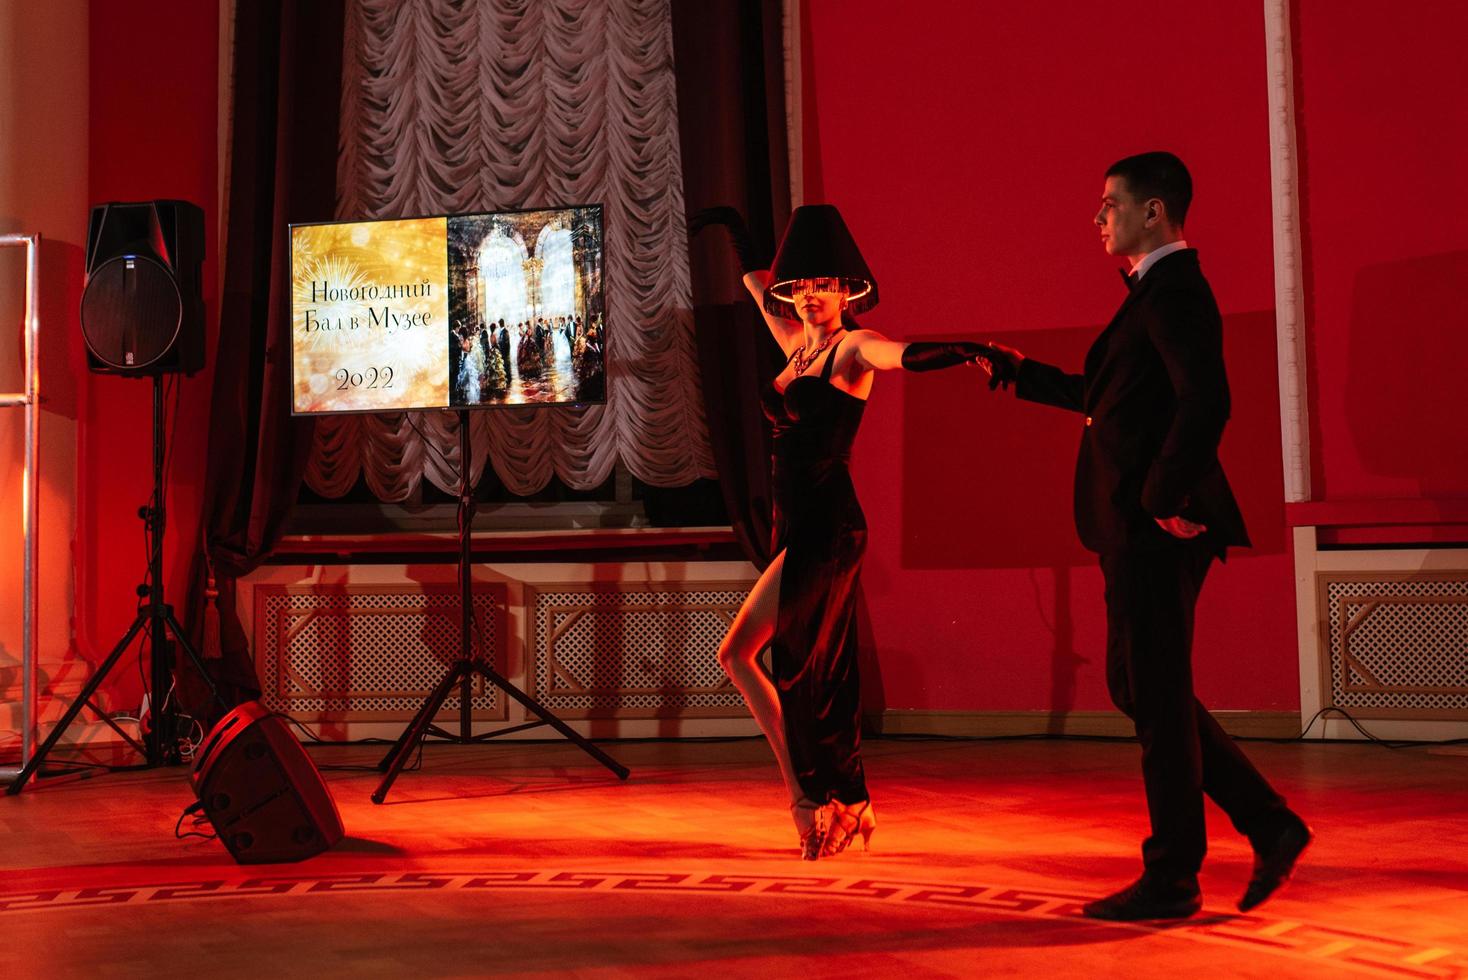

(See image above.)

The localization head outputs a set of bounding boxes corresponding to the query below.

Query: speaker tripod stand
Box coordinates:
[8,376,224,795]
[371,409,628,804]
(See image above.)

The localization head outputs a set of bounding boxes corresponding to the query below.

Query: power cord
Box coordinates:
[174,799,216,841]
[1276,704,1468,748]
[270,712,425,772]
[175,713,205,763]
[873,704,1468,748]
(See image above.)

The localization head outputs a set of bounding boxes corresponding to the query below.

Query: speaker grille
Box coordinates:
[80,252,182,370]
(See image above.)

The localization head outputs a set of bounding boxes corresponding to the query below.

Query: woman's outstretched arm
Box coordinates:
[849,329,999,373]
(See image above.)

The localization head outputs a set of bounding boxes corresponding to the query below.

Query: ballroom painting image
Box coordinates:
[446,205,605,408]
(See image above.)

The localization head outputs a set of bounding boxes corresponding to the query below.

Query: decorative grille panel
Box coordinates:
[256,584,507,721]
[1321,573,1468,719]
[529,584,751,718]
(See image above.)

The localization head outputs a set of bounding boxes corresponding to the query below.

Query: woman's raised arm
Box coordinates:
[688,207,802,354]
[743,270,802,352]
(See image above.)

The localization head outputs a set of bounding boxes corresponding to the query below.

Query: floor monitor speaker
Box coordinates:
[190,700,344,864]
[80,200,205,375]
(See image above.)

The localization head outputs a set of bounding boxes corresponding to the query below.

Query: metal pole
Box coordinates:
[458,409,473,739]
[0,232,40,785]
[148,375,168,766]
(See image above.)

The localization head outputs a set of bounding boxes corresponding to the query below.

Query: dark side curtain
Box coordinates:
[671,0,791,569]
[671,4,886,724]
[181,0,344,717]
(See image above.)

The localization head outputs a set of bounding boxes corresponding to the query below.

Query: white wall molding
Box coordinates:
[783,0,803,209]
[1265,0,1312,503]
[877,709,1302,740]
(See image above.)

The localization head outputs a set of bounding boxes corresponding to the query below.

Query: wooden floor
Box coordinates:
[3,736,1467,978]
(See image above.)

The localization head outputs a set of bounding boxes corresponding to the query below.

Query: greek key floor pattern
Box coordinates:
[3,738,1465,978]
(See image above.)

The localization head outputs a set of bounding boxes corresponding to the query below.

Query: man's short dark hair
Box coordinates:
[1106,151,1192,227]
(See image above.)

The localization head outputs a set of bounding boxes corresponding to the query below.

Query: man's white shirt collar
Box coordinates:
[1130,239,1189,281]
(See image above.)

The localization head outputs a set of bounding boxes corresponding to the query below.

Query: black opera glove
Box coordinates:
[900,341,1001,373]
[687,206,768,274]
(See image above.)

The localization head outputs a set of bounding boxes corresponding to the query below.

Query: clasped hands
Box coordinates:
[972,341,1207,541]
[971,342,1022,391]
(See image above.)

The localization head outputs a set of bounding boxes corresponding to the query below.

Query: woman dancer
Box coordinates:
[698,205,996,859]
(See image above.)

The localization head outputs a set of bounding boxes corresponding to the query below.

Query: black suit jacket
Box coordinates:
[1016,248,1249,555]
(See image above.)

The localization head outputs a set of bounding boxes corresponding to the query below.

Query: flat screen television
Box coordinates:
[289,204,606,415]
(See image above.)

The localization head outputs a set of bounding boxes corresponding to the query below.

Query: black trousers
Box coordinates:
[1100,539,1289,882]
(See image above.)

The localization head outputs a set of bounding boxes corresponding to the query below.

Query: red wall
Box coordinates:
[1294,0,1468,500]
[78,3,219,709]
[805,0,1299,711]
[71,2,1466,722]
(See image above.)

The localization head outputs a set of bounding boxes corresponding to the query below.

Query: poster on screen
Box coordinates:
[289,204,606,415]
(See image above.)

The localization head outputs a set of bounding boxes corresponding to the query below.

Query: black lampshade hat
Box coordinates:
[763,204,879,318]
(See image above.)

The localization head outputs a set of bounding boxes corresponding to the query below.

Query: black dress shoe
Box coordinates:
[1083,877,1202,921]
[1239,818,1313,912]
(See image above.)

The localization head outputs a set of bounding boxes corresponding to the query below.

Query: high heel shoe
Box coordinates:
[821,799,876,857]
[790,799,829,861]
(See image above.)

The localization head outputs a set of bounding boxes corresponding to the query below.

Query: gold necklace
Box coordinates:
[792,334,835,376]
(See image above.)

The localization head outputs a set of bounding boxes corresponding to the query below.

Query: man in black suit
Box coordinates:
[476,318,492,360]
[984,152,1311,920]
[497,318,512,372]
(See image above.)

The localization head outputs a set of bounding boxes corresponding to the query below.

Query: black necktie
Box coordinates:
[1119,268,1138,291]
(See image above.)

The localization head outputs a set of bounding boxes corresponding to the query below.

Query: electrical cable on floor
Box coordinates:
[23,759,135,774]
[874,731,1136,744]
[176,713,205,763]
[0,733,117,774]
[869,703,1468,749]
[252,693,1467,757]
[174,802,216,842]
[1269,704,1468,748]
[270,712,425,772]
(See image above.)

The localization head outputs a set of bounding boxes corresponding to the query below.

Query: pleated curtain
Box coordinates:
[305,0,715,500]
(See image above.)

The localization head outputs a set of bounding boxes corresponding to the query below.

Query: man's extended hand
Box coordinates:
[1155,515,1207,539]
[975,342,1023,391]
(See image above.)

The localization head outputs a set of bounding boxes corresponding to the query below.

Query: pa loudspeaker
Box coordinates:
[80,200,205,375]
[190,700,344,864]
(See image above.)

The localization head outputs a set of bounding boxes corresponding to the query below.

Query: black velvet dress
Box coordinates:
[759,337,869,805]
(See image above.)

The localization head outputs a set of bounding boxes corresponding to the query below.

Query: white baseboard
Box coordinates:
[872,709,1302,740]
